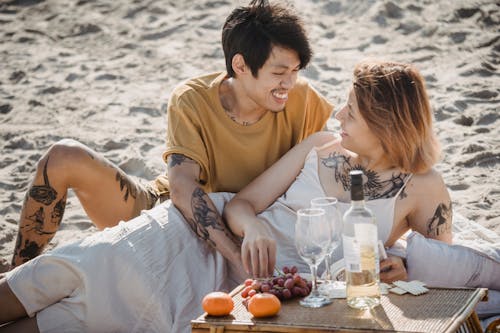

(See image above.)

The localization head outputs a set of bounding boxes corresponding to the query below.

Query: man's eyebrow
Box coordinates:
[270,64,301,70]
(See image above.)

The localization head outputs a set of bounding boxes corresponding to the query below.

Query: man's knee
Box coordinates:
[38,139,92,174]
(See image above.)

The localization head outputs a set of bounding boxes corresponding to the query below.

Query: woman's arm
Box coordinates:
[227,132,336,215]
[407,169,453,243]
[223,131,335,277]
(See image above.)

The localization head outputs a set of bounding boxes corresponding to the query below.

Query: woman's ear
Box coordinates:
[232,54,248,76]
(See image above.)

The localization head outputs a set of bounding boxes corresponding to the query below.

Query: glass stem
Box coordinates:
[324,253,332,281]
[310,264,320,296]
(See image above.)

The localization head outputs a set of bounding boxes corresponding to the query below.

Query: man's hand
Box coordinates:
[241,219,276,278]
[380,255,408,283]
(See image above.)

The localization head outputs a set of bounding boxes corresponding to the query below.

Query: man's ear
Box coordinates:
[232,54,248,76]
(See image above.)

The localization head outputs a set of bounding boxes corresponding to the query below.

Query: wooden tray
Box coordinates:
[191,285,487,333]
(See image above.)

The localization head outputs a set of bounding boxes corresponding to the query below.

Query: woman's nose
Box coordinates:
[335,106,345,120]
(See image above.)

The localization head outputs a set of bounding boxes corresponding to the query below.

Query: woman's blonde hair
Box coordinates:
[353,60,440,173]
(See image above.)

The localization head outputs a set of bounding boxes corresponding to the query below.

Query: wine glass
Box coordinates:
[295,208,333,308]
[311,197,343,298]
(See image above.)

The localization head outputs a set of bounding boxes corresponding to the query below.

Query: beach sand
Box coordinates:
[0,0,498,268]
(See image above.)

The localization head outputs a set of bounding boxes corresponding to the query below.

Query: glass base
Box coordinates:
[299,294,333,308]
[318,280,346,299]
[347,295,380,309]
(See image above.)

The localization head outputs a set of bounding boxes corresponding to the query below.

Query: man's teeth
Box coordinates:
[273,91,288,99]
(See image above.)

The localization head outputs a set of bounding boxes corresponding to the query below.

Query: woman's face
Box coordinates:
[335,88,380,154]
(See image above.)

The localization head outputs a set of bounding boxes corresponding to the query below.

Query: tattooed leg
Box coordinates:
[11,156,68,267]
[115,170,138,203]
[11,192,68,267]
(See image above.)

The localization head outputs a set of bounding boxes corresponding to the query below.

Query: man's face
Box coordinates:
[241,46,300,112]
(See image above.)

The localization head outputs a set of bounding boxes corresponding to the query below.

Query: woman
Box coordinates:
[0,61,452,332]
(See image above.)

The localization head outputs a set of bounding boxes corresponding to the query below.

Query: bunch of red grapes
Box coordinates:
[241,266,312,301]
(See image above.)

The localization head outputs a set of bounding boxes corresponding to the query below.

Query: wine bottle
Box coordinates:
[342,170,380,309]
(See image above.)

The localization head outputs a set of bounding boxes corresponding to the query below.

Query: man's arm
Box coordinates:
[167,154,247,280]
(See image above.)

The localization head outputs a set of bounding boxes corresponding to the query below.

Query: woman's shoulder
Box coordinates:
[404,168,448,203]
[303,131,338,149]
[409,167,446,191]
[309,132,346,152]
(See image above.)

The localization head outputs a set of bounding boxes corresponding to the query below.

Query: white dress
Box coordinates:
[6,148,402,333]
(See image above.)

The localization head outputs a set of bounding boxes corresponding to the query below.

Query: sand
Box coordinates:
[0,0,498,268]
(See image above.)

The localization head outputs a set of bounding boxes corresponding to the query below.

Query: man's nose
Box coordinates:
[280,74,295,89]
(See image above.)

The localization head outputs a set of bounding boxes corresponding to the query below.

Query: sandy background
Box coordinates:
[0,0,498,268]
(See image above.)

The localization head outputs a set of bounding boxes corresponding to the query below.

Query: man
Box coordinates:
[9,0,333,274]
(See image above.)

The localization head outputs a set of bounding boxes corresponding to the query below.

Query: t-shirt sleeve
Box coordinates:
[163,95,210,184]
[304,84,334,134]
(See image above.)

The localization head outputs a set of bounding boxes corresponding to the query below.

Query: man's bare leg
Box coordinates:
[11,139,145,267]
[0,277,27,324]
[0,317,39,333]
[0,278,38,332]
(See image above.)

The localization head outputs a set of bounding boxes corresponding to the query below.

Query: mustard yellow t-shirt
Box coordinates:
[160,72,332,194]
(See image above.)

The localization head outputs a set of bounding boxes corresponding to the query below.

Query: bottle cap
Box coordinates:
[349,170,364,200]
[350,170,363,185]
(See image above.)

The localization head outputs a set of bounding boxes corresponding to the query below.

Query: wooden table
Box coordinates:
[192,285,487,333]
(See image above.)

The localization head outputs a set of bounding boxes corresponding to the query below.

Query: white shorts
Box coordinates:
[6,193,238,333]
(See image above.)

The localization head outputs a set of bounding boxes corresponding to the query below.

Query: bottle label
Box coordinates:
[343,235,361,273]
[343,224,380,274]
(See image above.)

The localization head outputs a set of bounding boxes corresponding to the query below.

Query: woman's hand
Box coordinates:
[241,219,276,278]
[380,255,408,283]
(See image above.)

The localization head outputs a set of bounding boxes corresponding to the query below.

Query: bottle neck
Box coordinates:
[351,183,364,202]
[350,199,366,208]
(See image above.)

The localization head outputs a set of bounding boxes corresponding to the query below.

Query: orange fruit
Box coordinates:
[202,291,234,316]
[247,293,281,318]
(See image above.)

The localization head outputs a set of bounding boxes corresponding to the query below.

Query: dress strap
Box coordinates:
[395,173,413,198]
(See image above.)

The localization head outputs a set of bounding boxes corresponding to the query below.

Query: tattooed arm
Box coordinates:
[407,168,453,244]
[167,154,247,279]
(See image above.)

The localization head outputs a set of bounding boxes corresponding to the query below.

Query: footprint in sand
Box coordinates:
[477,112,499,126]
[0,104,13,114]
[140,24,187,41]
[457,152,500,168]
[460,62,497,77]
[474,127,490,134]
[103,140,128,151]
[450,32,467,43]
[448,183,470,191]
[38,86,64,95]
[396,21,422,35]
[9,70,25,83]
[455,8,481,19]
[453,115,474,126]
[119,158,156,179]
[462,144,486,154]
[0,257,10,274]
[372,35,388,44]
[384,2,403,19]
[129,106,160,117]
[465,90,498,100]
[5,137,35,150]
[63,23,102,38]
[95,74,125,81]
